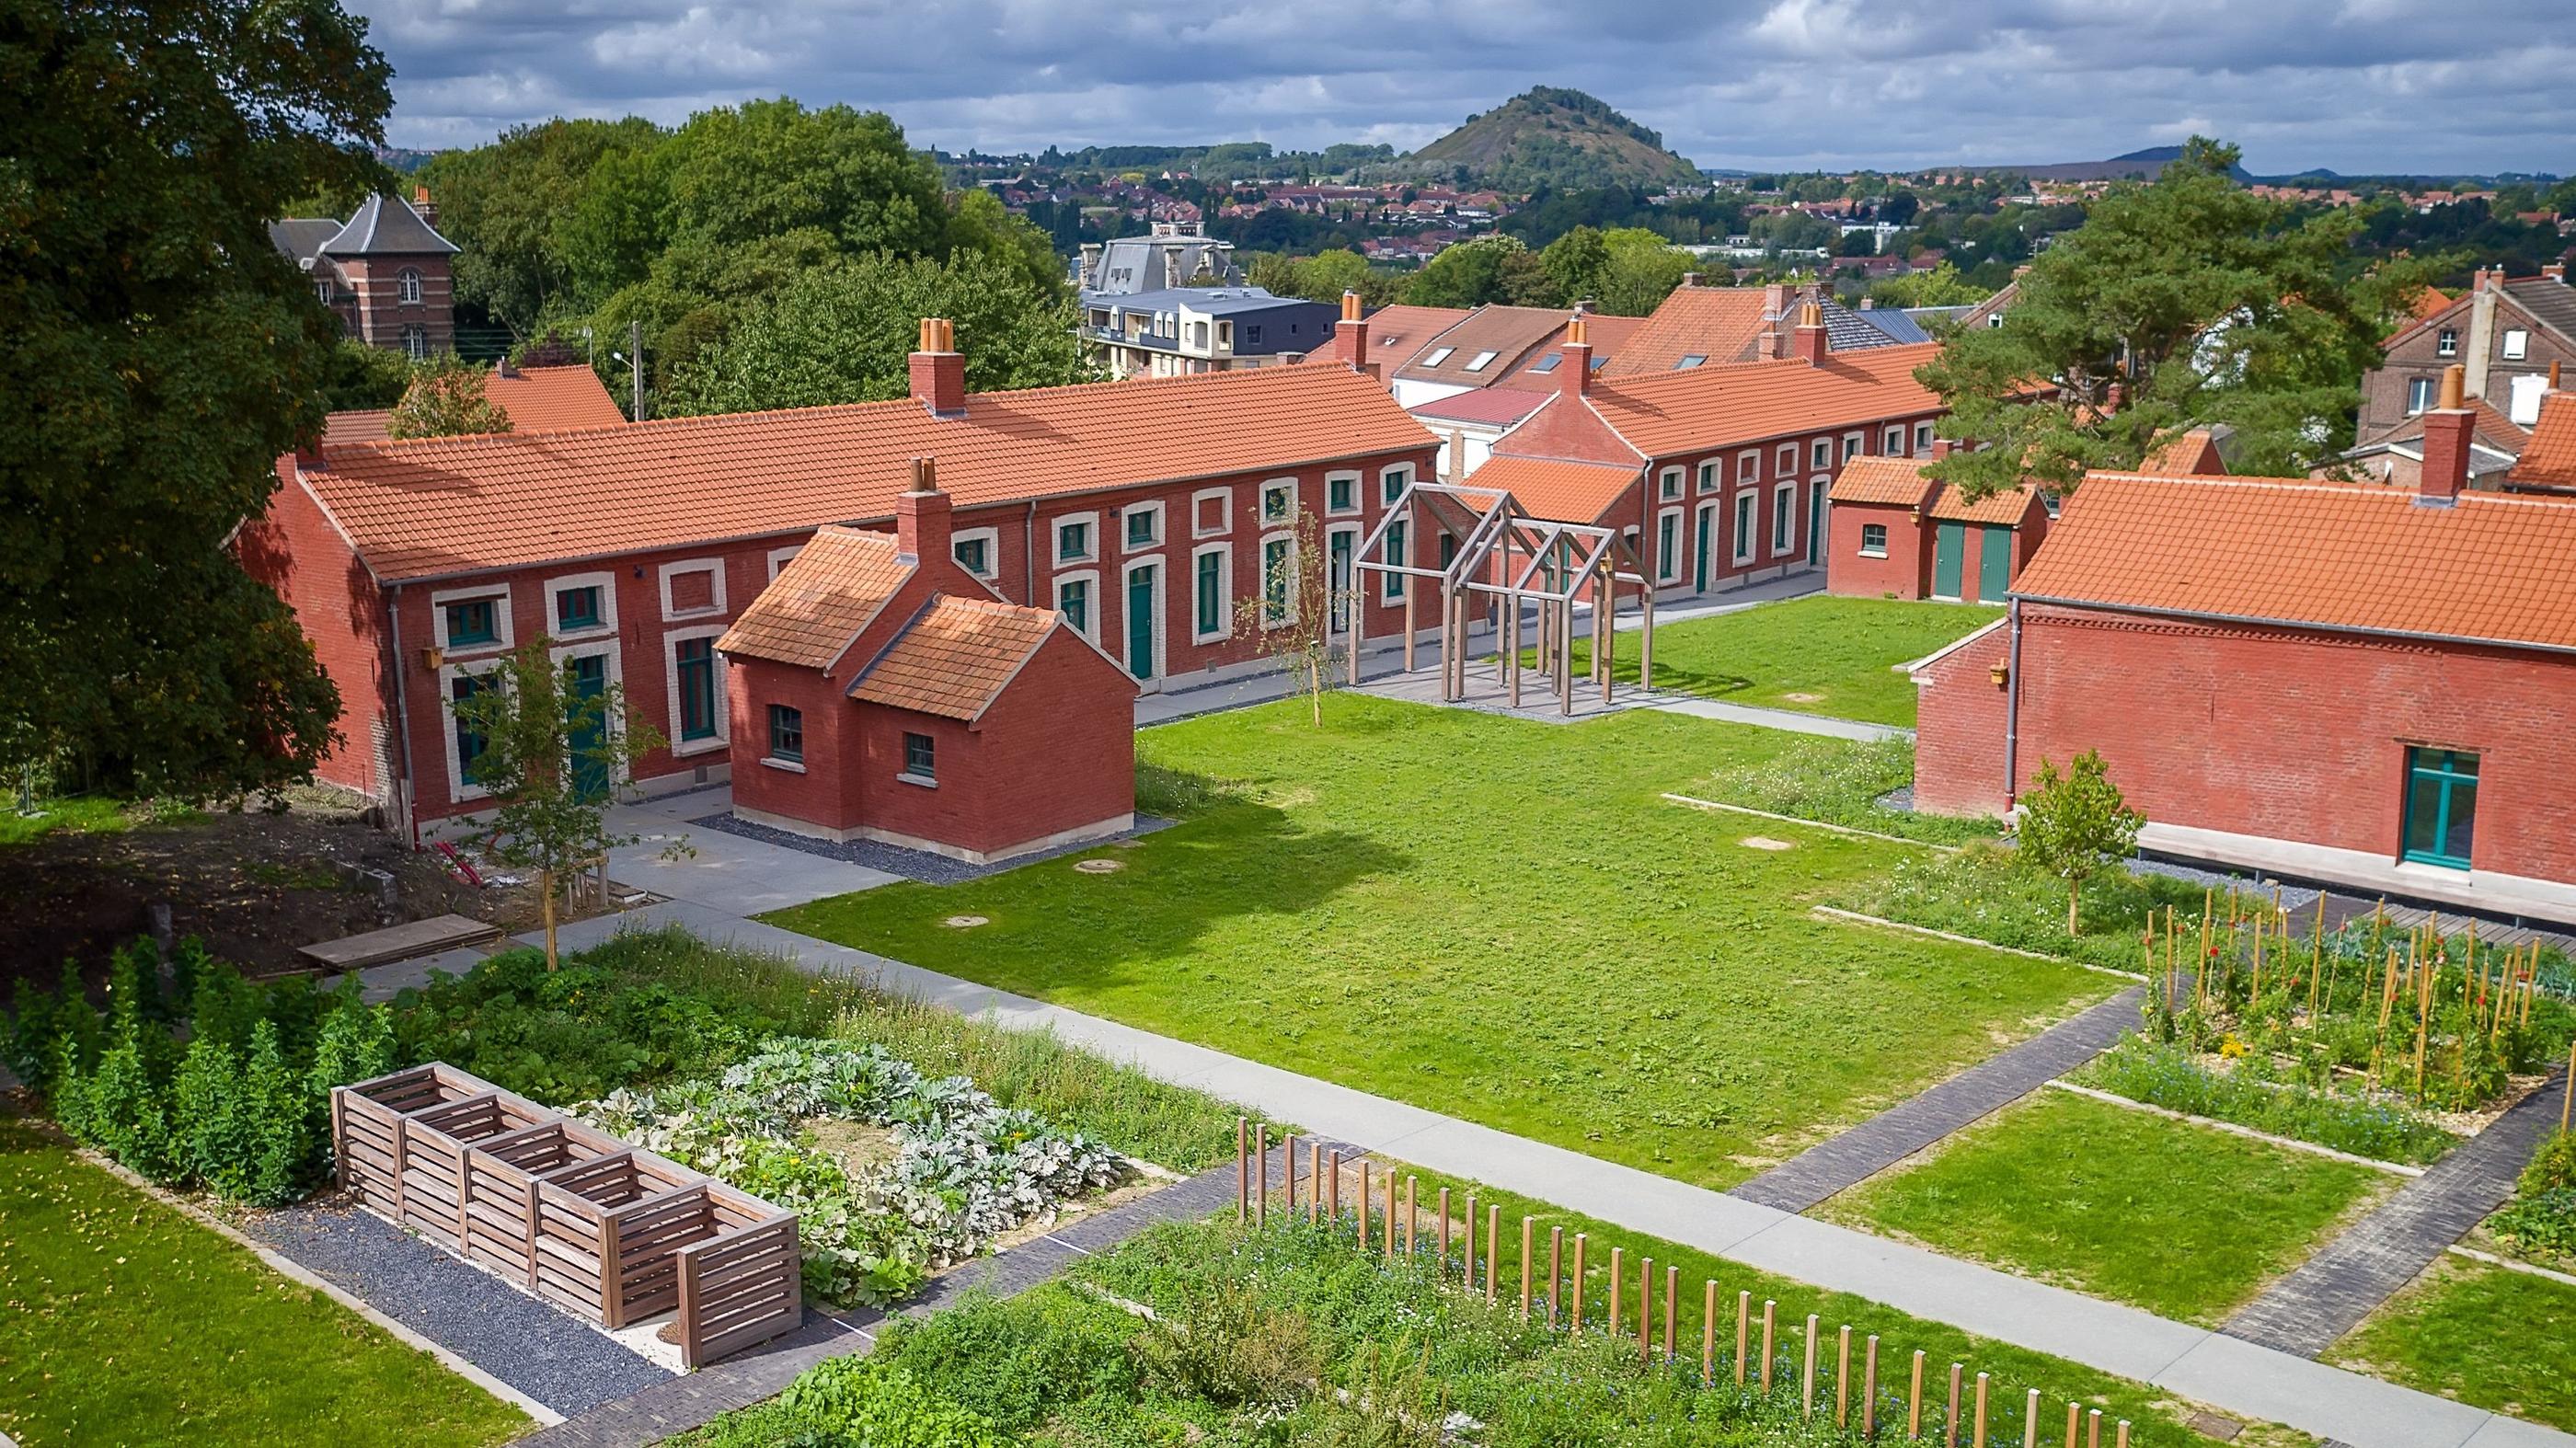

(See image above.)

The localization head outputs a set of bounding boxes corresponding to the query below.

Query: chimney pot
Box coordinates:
[1791,301,1828,364]
[1335,291,1372,377]
[909,317,967,417]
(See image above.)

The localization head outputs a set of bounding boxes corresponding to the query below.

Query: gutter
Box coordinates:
[1023,500,1038,606]
[2002,596,2023,810]
[2008,592,2576,661]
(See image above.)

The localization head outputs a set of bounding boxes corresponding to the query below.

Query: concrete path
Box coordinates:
[602,787,899,916]
[537,902,2572,1448]
[1732,988,2144,1212]
[2224,1066,2573,1356]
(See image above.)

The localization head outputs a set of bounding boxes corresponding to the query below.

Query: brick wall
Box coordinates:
[726,658,855,832]
[338,255,455,355]
[1911,622,2012,816]
[1826,500,1929,598]
[1639,411,1944,593]
[236,459,394,802]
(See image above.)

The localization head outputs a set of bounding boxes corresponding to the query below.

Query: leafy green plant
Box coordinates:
[2015,751,2144,936]
[2492,1188,2576,1261]
[2076,1039,2458,1166]
[2524,1132,2576,1197]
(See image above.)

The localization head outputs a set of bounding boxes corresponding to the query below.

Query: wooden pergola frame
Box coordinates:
[1348,480,1655,717]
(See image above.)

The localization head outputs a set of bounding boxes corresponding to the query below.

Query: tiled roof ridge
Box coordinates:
[323,360,1389,463]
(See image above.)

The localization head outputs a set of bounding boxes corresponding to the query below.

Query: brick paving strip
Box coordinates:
[2222,1065,2572,1357]
[1730,987,2145,1213]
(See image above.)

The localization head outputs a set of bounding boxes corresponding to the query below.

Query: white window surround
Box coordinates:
[1697,461,1720,494]
[1119,501,1165,553]
[1325,470,1363,515]
[1732,492,1757,564]
[1739,449,1762,484]
[1858,525,1888,559]
[1771,481,1798,556]
[397,268,422,305]
[1660,466,1685,500]
[766,545,802,580]
[1882,427,1904,454]
[1052,511,1100,566]
[1811,439,1833,469]
[658,558,728,621]
[1378,464,1413,504]
[1914,422,1936,453]
[1655,506,1684,582]
[1190,544,1233,643]
[1257,529,1298,628]
[949,526,1001,579]
[545,570,617,642]
[437,658,503,803]
[1776,443,1798,476]
[1841,431,1864,462]
[430,582,513,657]
[1259,477,1298,526]
[1191,486,1233,539]
[662,624,730,757]
[1053,569,1100,642]
[2502,328,2530,361]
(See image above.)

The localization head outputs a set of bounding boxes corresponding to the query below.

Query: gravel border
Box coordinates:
[241,1202,673,1418]
[687,811,1175,884]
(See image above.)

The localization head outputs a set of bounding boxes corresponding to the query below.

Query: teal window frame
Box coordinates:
[1381,468,1409,505]
[767,704,803,764]
[1057,520,1091,561]
[1382,522,1408,600]
[673,638,718,741]
[1261,537,1291,622]
[1262,483,1292,523]
[953,536,989,575]
[450,672,492,786]
[1125,508,1157,546]
[444,598,500,647]
[1194,553,1222,635]
[2400,748,2478,869]
[555,585,603,633]
[1328,476,1355,512]
[1859,523,1889,556]
[902,731,935,781]
[1058,578,1090,633]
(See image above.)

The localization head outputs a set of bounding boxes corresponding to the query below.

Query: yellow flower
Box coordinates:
[2218,1035,2248,1060]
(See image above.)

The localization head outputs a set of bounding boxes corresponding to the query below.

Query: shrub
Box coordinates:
[2524,1132,2576,1197]
[2492,1187,2576,1261]
[873,1290,1142,1433]
[2076,1039,2460,1166]
[754,1358,1000,1448]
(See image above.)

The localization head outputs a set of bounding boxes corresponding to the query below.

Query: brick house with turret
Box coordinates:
[269,188,458,358]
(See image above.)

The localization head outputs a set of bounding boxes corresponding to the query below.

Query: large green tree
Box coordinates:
[1921,138,2434,494]
[1403,235,1527,307]
[2,0,388,795]
[659,253,1089,417]
[418,117,664,332]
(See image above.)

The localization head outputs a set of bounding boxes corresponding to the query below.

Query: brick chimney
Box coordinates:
[2546,262,2567,284]
[1762,283,1789,357]
[1791,301,1828,364]
[908,317,966,419]
[1930,438,1958,460]
[2419,363,2473,505]
[896,456,953,564]
[1680,271,1703,289]
[1335,291,1372,378]
[1558,314,1592,399]
[411,185,438,229]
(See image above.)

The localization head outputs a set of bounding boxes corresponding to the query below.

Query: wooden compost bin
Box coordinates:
[332,1063,802,1367]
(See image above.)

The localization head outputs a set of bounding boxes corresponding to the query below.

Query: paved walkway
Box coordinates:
[2224,1068,2573,1357]
[523,902,2572,1448]
[1732,988,2144,1212]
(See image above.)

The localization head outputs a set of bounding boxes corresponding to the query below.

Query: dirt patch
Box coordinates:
[983,1167,1171,1256]
[0,785,600,995]
[810,1119,903,1178]
[1779,691,1825,704]
[1739,835,1797,851]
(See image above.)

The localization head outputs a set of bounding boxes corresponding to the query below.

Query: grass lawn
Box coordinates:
[1821,1090,2392,1325]
[0,1118,527,1447]
[1538,594,2002,726]
[768,695,2116,1191]
[2327,1256,2576,1432]
[0,796,144,847]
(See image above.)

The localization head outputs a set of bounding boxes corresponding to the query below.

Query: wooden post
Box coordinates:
[1736,1290,1751,1385]
[1507,591,1523,707]
[1358,1159,1370,1249]
[1403,1176,1416,1255]
[1402,559,1417,672]
[1973,1373,1989,1448]
[1282,1133,1295,1218]
[1328,1150,1341,1227]
[1837,1324,1852,1426]
[1558,576,1574,717]
[1521,1216,1535,1317]
[1435,586,1453,699]
[2087,1408,2102,1448]
[1946,1363,1961,1448]
[1802,1313,1819,1416]
[1703,1280,1719,1385]
[1254,1123,1267,1227]
[1663,1264,1677,1360]
[1570,1232,1586,1330]
[1639,574,1654,690]
[1548,1225,1564,1326]
[2064,1402,2079,1448]
[2022,1389,2041,1448]
[1384,1169,1396,1259]
[1908,1350,1926,1440]
[1595,563,1612,704]
[1864,1336,1880,1439]
[2115,1422,2130,1448]
[1461,1193,1475,1287]
[1760,1300,1777,1391]
[2562,1040,2573,1133]
[1437,1186,1451,1261]
[1489,1206,1502,1305]
[1306,1141,1320,1223]
[1639,1256,1654,1360]
[1607,1247,1623,1339]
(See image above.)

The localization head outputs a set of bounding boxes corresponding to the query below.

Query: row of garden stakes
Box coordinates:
[1235,1120,2132,1448]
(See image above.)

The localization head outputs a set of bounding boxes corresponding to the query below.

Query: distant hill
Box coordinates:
[1997,146,2256,184]
[1411,87,1701,191]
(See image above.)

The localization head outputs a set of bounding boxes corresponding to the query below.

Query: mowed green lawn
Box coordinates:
[1543,594,2003,726]
[1822,1090,2393,1325]
[0,1119,527,1447]
[2328,1256,2576,1432]
[768,695,2113,1189]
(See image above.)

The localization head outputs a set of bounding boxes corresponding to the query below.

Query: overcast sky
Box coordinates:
[353,0,2572,177]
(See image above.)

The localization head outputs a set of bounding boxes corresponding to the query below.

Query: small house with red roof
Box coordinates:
[1823,447,2047,603]
[1913,383,2576,922]
[717,471,1137,862]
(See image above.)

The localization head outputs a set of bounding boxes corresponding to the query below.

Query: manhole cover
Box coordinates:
[942,914,989,928]
[1740,836,1796,851]
[1074,858,1124,874]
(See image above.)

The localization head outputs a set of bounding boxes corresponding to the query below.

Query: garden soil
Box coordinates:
[0,787,601,994]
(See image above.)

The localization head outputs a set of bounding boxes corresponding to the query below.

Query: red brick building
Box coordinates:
[269,189,458,358]
[239,320,1434,835]
[717,481,1136,862]
[1823,450,2047,603]
[1914,391,2576,921]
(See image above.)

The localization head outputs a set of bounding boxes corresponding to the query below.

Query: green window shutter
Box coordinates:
[674,638,717,741]
[1195,554,1220,633]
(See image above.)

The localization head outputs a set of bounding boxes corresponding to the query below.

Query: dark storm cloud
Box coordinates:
[355,0,2573,175]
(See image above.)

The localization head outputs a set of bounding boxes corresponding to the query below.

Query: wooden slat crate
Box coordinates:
[329,1063,802,1366]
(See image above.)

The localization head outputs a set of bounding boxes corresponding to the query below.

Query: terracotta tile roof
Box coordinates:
[2518,392,2576,487]
[1303,305,1470,366]
[2139,428,2228,476]
[2014,471,2576,651]
[1598,287,1771,377]
[717,526,914,670]
[2410,287,2454,322]
[1583,343,1945,458]
[1829,455,1940,507]
[849,594,1065,721]
[485,365,627,431]
[1469,454,1639,524]
[1410,387,1551,427]
[1392,305,1572,386]
[300,362,1431,582]
[321,409,394,447]
[1928,482,2039,525]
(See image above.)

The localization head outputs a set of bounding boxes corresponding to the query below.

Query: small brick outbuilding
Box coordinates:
[718,470,1138,864]
[1825,451,2047,603]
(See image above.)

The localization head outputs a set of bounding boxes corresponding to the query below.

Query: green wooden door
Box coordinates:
[1328,529,1354,632]
[1125,565,1156,681]
[1695,506,1713,592]
[1978,524,2012,602]
[565,653,608,800]
[1807,483,1827,566]
[1932,522,1966,599]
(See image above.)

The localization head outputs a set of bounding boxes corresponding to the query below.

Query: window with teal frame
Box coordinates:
[1382,522,1408,599]
[444,598,499,647]
[2400,747,2478,869]
[555,585,602,633]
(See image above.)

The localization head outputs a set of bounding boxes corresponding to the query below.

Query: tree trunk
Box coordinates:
[1309,654,1324,727]
[541,866,559,970]
[2067,876,2083,938]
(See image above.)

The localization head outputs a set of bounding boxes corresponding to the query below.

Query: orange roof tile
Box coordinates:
[1927,482,2039,525]
[300,363,1432,582]
[322,409,394,446]
[2015,471,2576,651]
[1830,455,1940,507]
[717,526,914,669]
[1598,286,1772,377]
[2139,428,2227,476]
[850,594,1066,721]
[484,364,627,431]
[1469,454,1639,524]
[2514,393,2576,487]
[1583,343,1945,458]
